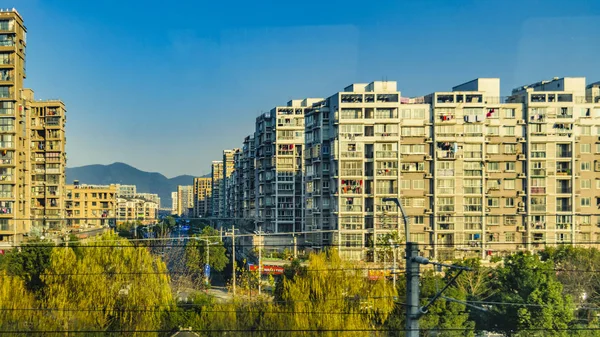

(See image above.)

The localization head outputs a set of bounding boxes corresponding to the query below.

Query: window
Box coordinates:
[400,180,411,190]
[581,179,591,189]
[487,126,499,135]
[582,162,591,171]
[503,108,516,119]
[488,197,500,207]
[580,126,592,135]
[581,198,591,207]
[504,126,515,136]
[505,198,515,207]
[463,179,482,194]
[412,180,424,189]
[505,162,516,172]
[487,144,499,154]
[505,232,515,242]
[464,197,482,212]
[504,179,515,190]
[413,198,425,207]
[581,143,591,154]
[437,179,454,194]
[504,144,517,155]
[531,143,546,158]
[596,143,600,154]
[488,162,500,171]
[413,216,424,224]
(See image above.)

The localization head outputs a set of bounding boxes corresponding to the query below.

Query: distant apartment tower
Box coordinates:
[220,149,238,218]
[116,184,136,199]
[177,185,193,217]
[193,177,211,218]
[65,182,117,228]
[135,192,160,206]
[171,191,178,215]
[241,135,256,220]
[0,10,30,245]
[117,197,158,225]
[24,89,67,233]
[210,161,223,217]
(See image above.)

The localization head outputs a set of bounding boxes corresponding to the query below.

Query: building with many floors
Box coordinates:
[0,9,70,246]
[220,149,238,218]
[193,177,211,218]
[171,191,178,215]
[177,185,193,217]
[215,77,600,261]
[116,197,158,225]
[116,184,137,199]
[65,182,117,228]
[210,161,223,217]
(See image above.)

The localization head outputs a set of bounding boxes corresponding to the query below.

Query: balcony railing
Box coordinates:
[376,169,397,177]
[531,187,546,194]
[530,205,546,212]
[375,151,398,159]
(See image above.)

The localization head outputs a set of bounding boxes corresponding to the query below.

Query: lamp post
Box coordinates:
[195,238,218,287]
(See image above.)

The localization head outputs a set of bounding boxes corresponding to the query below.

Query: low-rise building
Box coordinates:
[65,182,117,228]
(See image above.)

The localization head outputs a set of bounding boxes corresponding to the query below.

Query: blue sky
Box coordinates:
[13,0,600,177]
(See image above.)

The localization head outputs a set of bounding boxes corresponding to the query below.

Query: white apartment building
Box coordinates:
[116,184,136,199]
[171,191,178,215]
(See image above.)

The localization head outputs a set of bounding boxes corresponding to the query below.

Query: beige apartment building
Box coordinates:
[115,184,136,199]
[210,161,223,217]
[27,90,67,234]
[177,185,193,217]
[193,177,211,218]
[220,149,238,218]
[0,10,29,245]
[171,191,178,215]
[66,183,117,228]
[117,197,158,225]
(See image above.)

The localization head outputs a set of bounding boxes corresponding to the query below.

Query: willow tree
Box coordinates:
[41,233,173,336]
[0,270,40,335]
[277,249,396,336]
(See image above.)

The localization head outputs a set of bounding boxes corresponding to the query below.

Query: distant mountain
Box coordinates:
[65,162,204,208]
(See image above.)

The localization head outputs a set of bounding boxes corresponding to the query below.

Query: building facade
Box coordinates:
[171,191,178,215]
[220,149,238,218]
[210,161,223,217]
[26,89,67,235]
[177,185,193,217]
[117,197,158,225]
[193,177,211,218]
[65,182,117,228]
[116,184,136,199]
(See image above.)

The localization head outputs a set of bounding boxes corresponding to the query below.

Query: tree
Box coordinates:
[40,233,173,336]
[0,238,54,295]
[185,226,228,275]
[487,252,574,337]
[0,270,40,334]
[386,272,475,337]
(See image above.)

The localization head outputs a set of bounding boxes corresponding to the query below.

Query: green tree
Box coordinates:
[185,226,228,273]
[0,238,54,295]
[487,252,574,337]
[41,233,173,336]
[0,270,41,335]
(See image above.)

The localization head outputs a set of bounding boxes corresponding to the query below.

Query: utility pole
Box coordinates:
[293,235,297,259]
[205,239,210,286]
[232,224,236,296]
[405,242,420,337]
[392,241,398,290]
[258,225,262,295]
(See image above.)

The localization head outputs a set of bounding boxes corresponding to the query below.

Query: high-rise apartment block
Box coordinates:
[211,77,600,261]
[177,185,193,217]
[0,9,69,246]
[193,177,211,218]
[171,191,178,215]
[220,149,238,218]
[210,161,223,217]
[117,197,158,225]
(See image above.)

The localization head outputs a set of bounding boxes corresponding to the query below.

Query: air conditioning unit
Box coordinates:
[518,137,526,142]
[518,119,526,125]
[425,137,433,143]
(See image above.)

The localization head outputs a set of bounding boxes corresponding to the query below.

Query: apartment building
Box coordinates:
[0,10,30,245]
[231,149,243,219]
[193,177,211,218]
[27,90,67,234]
[116,184,136,199]
[210,161,223,217]
[254,99,320,234]
[177,185,193,217]
[171,191,178,215]
[424,78,526,261]
[220,149,238,218]
[507,77,600,252]
[135,192,160,206]
[304,82,428,260]
[116,197,158,225]
[65,182,117,228]
[241,135,256,220]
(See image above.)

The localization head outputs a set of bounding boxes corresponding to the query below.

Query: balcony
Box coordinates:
[436,150,456,160]
[530,204,546,212]
[531,187,546,194]
[341,151,363,159]
[531,169,546,176]
[376,169,398,177]
[375,188,398,195]
[375,151,398,159]
[341,205,362,212]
